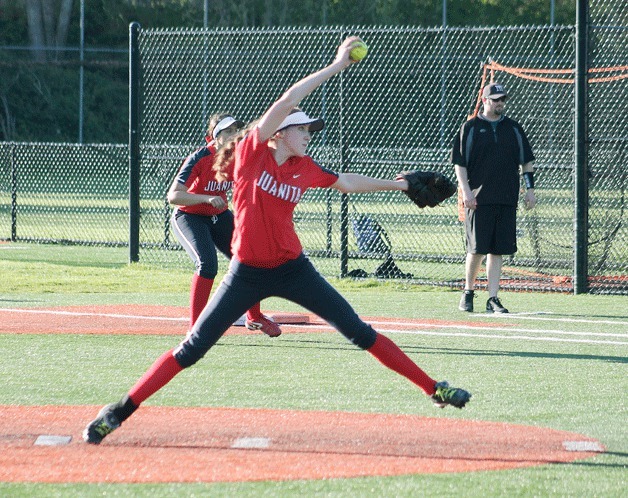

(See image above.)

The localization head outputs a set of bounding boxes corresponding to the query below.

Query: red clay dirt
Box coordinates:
[0,305,604,483]
[0,304,509,336]
[0,405,603,483]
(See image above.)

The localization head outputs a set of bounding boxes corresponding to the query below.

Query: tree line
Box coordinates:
[1,0,575,143]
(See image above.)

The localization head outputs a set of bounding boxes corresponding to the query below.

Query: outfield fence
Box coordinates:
[1,2,626,294]
[0,143,128,246]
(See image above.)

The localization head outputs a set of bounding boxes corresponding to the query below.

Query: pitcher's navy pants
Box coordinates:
[174,253,377,367]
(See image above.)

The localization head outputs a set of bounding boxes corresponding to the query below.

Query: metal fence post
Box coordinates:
[129,22,141,263]
[574,0,589,293]
[10,144,17,242]
[339,33,349,277]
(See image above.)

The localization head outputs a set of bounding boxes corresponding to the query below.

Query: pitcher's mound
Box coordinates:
[0,405,603,483]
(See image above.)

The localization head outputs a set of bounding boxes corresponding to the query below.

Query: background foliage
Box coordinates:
[0,0,575,143]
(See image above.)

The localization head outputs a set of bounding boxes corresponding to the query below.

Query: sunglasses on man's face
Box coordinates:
[490,96,508,103]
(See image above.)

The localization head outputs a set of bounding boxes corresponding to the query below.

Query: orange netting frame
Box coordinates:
[457,60,628,221]
[469,60,628,120]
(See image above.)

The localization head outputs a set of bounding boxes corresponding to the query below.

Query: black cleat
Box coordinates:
[486,296,509,313]
[83,403,121,444]
[431,381,472,409]
[459,290,474,312]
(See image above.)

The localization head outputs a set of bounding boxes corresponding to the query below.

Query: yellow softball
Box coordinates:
[349,41,368,62]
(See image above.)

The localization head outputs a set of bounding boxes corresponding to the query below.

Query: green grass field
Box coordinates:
[0,243,626,497]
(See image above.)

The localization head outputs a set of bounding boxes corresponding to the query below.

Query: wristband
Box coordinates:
[523,172,535,189]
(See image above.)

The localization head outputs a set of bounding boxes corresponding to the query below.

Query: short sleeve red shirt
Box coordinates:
[174,143,234,217]
[231,128,338,268]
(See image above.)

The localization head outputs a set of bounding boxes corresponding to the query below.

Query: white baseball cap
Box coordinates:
[212,116,244,139]
[276,110,324,133]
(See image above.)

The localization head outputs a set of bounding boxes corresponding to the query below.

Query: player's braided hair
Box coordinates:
[213,120,258,181]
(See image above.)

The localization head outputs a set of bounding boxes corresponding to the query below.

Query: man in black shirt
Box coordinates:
[452,83,536,313]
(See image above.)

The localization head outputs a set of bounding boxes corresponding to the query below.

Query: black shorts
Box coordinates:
[465,204,517,255]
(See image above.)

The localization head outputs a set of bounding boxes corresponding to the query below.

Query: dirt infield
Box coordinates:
[0,405,604,483]
[0,304,605,482]
[0,304,510,336]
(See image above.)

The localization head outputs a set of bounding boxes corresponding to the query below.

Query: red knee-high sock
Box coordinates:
[245,301,262,322]
[367,333,436,395]
[190,274,213,327]
[128,349,183,405]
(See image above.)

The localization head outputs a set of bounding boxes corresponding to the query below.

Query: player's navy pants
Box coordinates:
[171,209,234,279]
[174,253,377,367]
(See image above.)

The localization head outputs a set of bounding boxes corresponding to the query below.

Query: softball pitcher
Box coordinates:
[84,37,471,445]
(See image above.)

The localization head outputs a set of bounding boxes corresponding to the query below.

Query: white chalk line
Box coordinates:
[489,313,628,327]
[0,308,187,322]
[362,320,628,338]
[286,322,628,345]
[2,308,627,345]
[3,308,627,331]
[378,329,628,346]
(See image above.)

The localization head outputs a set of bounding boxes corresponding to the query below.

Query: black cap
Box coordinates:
[482,83,508,99]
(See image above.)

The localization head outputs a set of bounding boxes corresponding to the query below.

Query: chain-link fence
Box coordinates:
[0,142,127,245]
[135,18,626,294]
[1,2,626,294]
